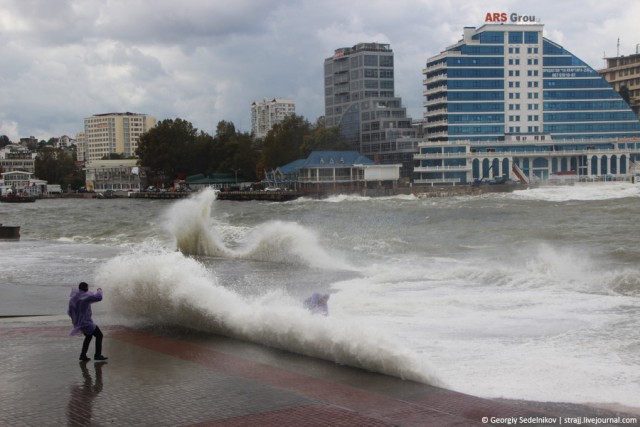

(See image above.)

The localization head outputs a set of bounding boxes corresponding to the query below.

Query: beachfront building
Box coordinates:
[84,159,147,192]
[598,52,640,117]
[324,43,420,177]
[417,20,640,185]
[0,171,46,196]
[251,98,296,139]
[0,144,35,174]
[83,112,156,161]
[273,150,401,193]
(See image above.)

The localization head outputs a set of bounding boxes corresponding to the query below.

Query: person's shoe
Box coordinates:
[79,355,91,361]
[94,355,108,361]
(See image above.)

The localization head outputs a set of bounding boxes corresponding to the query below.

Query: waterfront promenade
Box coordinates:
[1,316,637,426]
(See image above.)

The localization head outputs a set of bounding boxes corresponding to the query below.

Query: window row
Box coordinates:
[544,112,640,122]
[543,100,630,111]
[544,90,624,100]
[448,125,504,135]
[448,114,504,123]
[545,123,640,132]
[508,115,539,121]
[507,58,539,65]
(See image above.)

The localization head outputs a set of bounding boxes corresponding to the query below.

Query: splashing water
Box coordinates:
[97,188,439,384]
[98,246,441,385]
[80,183,640,407]
[164,188,355,270]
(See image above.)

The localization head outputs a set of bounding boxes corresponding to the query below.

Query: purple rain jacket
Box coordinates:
[68,288,103,336]
[303,292,329,316]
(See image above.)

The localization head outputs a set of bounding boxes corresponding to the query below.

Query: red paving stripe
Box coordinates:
[411,393,534,424]
[185,404,396,427]
[0,325,494,425]
[110,328,483,426]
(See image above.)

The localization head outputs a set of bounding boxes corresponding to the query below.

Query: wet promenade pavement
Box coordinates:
[1,317,637,426]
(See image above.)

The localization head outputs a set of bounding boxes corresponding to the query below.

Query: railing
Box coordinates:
[423,87,447,97]
[423,73,447,85]
[414,165,471,172]
[413,178,462,184]
[415,148,635,159]
[417,137,630,148]
[297,177,362,183]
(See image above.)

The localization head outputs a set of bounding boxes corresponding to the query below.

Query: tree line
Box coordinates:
[1,113,350,189]
[136,114,350,186]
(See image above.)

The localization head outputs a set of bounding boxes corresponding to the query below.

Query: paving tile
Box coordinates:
[0,324,636,427]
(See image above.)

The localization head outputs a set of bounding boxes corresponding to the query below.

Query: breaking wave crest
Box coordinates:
[97,247,441,385]
[164,188,354,270]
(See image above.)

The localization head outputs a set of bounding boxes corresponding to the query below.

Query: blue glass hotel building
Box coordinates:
[417,23,640,185]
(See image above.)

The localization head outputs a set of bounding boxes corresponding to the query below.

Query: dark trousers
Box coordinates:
[81,326,103,357]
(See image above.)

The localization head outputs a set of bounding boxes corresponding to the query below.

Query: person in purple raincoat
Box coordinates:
[303,292,330,316]
[68,282,108,361]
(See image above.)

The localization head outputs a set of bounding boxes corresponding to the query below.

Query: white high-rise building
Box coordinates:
[251,98,295,139]
[83,112,156,161]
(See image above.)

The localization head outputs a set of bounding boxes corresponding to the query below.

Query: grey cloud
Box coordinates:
[0,0,638,141]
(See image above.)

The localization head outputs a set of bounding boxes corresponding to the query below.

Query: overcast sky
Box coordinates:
[1,0,638,141]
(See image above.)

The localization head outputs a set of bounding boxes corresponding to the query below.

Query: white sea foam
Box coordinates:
[510,182,640,201]
[97,247,440,385]
[91,185,640,408]
[329,241,640,407]
[163,189,355,270]
[295,193,418,203]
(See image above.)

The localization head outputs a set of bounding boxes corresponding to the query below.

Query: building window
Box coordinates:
[509,32,523,44]
[364,55,378,66]
[379,56,393,67]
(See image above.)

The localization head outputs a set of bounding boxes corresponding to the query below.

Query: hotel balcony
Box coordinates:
[414,151,468,160]
[414,164,471,173]
[414,177,462,185]
[423,73,447,85]
[425,118,448,127]
[425,130,449,139]
[423,86,447,97]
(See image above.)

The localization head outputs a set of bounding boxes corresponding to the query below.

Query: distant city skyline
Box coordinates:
[0,0,638,141]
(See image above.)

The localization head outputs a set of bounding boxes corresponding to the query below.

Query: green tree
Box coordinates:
[35,147,82,189]
[301,122,352,156]
[260,114,311,171]
[0,135,10,148]
[136,118,210,183]
[208,121,258,182]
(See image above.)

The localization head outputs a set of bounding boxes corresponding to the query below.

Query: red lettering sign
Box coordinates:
[485,12,507,22]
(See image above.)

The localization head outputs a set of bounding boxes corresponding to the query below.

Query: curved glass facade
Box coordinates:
[418,23,640,185]
[423,23,640,142]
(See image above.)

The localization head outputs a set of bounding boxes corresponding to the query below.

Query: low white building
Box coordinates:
[84,159,147,192]
[0,171,47,196]
[274,151,401,193]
